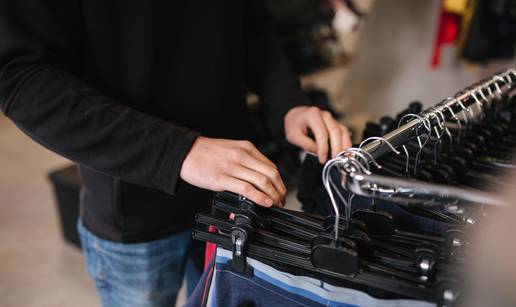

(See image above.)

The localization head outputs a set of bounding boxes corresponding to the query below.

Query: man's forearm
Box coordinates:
[1,66,198,194]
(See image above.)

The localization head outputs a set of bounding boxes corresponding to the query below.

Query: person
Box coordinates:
[0,1,351,306]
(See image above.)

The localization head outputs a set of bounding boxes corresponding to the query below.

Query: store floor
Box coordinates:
[0,114,98,307]
[0,113,302,307]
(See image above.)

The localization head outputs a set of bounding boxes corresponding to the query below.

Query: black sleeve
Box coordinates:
[0,0,199,194]
[244,0,312,137]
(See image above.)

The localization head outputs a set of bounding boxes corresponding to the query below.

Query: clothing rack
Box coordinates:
[360,68,515,160]
[341,68,516,207]
[346,172,507,206]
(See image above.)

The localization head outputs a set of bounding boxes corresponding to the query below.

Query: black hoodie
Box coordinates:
[0,0,308,242]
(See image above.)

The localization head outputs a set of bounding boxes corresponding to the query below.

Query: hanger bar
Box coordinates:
[360,69,516,160]
[346,172,508,207]
[342,68,516,207]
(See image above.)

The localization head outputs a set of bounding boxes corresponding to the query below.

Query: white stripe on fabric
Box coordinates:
[215,247,435,307]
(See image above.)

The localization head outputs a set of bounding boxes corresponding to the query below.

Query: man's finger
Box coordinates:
[286,129,318,154]
[341,125,352,149]
[246,144,277,168]
[322,112,343,158]
[220,175,274,207]
[239,154,287,201]
[231,164,282,205]
[307,110,329,164]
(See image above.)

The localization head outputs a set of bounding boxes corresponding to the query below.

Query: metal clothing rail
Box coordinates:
[360,68,516,160]
[342,68,516,207]
[346,172,507,207]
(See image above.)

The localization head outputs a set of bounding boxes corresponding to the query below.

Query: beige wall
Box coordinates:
[338,0,515,136]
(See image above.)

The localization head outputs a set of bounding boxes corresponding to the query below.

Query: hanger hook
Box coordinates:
[344,147,383,170]
[492,75,506,97]
[428,110,444,140]
[504,71,513,86]
[494,74,510,87]
[397,113,431,175]
[401,144,410,176]
[427,107,444,130]
[471,89,483,111]
[477,85,488,104]
[443,97,463,141]
[398,113,432,149]
[454,88,475,119]
[411,113,433,174]
[398,113,431,131]
[427,110,446,164]
[487,83,494,99]
[435,107,454,143]
[322,157,346,241]
[359,136,401,155]
[508,68,516,82]
[340,149,372,174]
[443,97,459,121]
[337,149,371,174]
[455,99,470,125]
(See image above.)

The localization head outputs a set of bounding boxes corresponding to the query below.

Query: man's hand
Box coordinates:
[284,106,352,164]
[180,137,286,207]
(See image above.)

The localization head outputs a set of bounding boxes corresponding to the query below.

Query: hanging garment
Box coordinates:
[186,248,435,307]
[191,69,515,307]
[461,0,516,62]
[298,154,451,235]
[430,7,461,68]
[193,191,465,306]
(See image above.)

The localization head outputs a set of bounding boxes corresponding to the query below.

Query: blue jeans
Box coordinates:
[78,221,202,307]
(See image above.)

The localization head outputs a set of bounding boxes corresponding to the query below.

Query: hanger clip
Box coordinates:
[229,223,254,277]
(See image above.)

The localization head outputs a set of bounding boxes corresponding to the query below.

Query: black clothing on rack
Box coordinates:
[194,191,465,305]
[461,0,516,62]
[0,1,309,242]
[194,69,515,307]
[298,154,451,235]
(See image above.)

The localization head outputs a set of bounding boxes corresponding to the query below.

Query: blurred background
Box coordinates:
[1,0,515,306]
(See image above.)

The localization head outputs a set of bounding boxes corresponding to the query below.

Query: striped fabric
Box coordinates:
[198,248,435,307]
